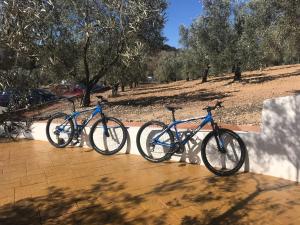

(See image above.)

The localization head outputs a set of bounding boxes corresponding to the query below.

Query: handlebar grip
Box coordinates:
[96,95,108,105]
[203,101,224,111]
[97,99,109,106]
[215,101,223,108]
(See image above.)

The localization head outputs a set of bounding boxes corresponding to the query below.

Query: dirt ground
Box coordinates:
[100,64,300,125]
[25,64,300,126]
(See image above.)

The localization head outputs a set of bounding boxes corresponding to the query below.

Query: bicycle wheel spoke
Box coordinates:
[136,121,174,163]
[90,117,127,155]
[46,113,74,148]
[202,129,246,176]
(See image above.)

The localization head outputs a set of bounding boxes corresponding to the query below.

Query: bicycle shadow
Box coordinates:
[142,129,203,164]
[176,130,202,164]
[78,127,92,148]
[144,129,248,172]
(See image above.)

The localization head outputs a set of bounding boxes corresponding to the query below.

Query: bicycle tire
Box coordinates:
[46,113,75,148]
[201,128,246,176]
[89,117,127,155]
[136,121,174,163]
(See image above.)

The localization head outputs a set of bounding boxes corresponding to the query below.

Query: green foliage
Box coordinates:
[0,0,167,106]
[154,51,182,82]
[178,0,300,80]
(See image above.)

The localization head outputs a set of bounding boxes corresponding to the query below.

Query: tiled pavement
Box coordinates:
[0,140,300,225]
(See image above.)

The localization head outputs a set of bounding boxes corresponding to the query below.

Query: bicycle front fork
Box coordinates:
[101,113,110,137]
[211,121,226,153]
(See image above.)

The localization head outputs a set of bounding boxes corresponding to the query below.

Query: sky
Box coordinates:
[164,0,203,48]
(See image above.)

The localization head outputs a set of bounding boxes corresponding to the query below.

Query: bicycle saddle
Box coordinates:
[165,105,182,112]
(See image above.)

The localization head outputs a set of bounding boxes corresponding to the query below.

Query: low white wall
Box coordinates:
[25,95,300,182]
[243,95,300,182]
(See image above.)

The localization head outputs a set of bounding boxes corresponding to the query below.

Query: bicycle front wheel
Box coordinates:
[136,121,174,163]
[201,128,246,176]
[89,117,127,155]
[46,113,75,148]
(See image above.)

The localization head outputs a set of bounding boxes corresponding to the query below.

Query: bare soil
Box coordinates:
[100,64,300,125]
[25,64,300,126]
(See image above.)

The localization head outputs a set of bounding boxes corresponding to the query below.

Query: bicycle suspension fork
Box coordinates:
[101,113,110,137]
[211,120,226,153]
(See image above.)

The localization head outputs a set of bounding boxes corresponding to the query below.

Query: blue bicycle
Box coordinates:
[136,102,246,176]
[46,96,127,155]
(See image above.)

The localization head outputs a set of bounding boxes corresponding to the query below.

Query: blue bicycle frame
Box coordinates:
[57,104,107,136]
[69,105,103,132]
[152,111,214,149]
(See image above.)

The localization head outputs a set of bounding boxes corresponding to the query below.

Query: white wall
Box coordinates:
[25,95,300,182]
[242,95,300,182]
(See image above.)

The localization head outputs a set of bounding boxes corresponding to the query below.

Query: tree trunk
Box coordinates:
[121,83,125,92]
[233,63,242,81]
[82,36,91,107]
[202,65,210,83]
[111,83,119,97]
[82,85,91,107]
[186,74,189,81]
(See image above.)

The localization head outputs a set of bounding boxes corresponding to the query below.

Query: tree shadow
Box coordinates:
[291,90,300,95]
[111,90,233,107]
[0,171,299,225]
[0,177,144,225]
[263,64,300,71]
[133,83,185,92]
[244,95,300,181]
[125,86,192,98]
[240,70,300,85]
[180,174,298,225]
[222,70,300,86]
[207,65,300,85]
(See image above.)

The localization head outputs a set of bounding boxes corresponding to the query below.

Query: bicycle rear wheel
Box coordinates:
[89,117,127,155]
[136,121,174,163]
[201,128,246,176]
[46,113,75,148]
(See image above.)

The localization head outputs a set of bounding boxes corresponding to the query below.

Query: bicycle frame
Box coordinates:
[57,104,104,135]
[71,105,103,132]
[153,111,214,148]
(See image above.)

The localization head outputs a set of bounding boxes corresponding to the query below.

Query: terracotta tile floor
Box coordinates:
[0,140,300,225]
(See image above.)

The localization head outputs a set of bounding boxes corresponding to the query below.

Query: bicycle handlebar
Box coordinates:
[65,95,108,112]
[203,101,223,112]
[96,95,109,106]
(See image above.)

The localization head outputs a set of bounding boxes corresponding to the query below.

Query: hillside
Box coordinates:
[97,64,300,125]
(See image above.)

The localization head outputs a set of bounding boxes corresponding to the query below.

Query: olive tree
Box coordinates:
[0,0,167,106]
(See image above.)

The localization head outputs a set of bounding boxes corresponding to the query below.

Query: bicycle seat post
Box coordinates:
[171,110,176,122]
